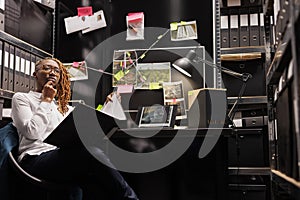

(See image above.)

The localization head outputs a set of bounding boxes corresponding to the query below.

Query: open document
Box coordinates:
[100,93,126,120]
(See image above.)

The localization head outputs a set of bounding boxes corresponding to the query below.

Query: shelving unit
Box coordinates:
[264,0,300,199]
[220,1,270,199]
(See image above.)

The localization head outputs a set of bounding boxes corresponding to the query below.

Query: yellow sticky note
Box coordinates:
[140,54,146,59]
[188,90,194,95]
[180,21,187,25]
[170,22,178,30]
[124,70,130,75]
[149,82,160,90]
[96,104,103,111]
[114,70,125,81]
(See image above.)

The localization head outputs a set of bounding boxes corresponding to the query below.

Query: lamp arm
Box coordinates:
[194,56,252,82]
[227,80,248,125]
[193,53,254,127]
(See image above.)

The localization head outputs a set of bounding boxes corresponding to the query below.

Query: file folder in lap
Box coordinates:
[44,103,117,148]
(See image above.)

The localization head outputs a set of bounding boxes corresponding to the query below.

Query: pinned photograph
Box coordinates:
[137,105,177,128]
[126,12,144,40]
[64,61,88,81]
[82,10,107,34]
[162,81,187,120]
[170,20,198,41]
[135,62,171,90]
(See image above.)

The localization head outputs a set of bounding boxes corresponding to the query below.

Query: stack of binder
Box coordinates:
[0,42,39,93]
[221,7,266,48]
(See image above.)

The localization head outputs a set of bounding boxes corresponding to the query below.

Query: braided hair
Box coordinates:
[36,57,71,115]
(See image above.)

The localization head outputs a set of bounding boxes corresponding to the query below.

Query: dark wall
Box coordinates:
[110,0,213,56]
[55,0,217,109]
[5,0,53,53]
[55,0,112,62]
[55,0,214,61]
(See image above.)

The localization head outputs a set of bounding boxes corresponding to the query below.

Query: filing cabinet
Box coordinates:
[229,184,266,200]
[228,128,269,167]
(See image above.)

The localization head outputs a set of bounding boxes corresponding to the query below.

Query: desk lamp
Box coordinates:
[172,47,252,126]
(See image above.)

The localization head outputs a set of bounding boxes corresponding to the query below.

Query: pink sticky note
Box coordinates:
[127,12,143,23]
[77,7,93,16]
[73,62,79,67]
[117,85,134,94]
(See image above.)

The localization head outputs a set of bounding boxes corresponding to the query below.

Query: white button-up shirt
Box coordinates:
[11,91,73,162]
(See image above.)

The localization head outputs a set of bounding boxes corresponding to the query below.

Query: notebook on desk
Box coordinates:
[44,103,117,148]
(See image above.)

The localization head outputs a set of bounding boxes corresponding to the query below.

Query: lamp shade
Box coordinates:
[172,50,196,78]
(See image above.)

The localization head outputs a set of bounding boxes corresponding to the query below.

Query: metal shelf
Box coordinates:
[0,89,15,100]
[227,96,267,105]
[0,31,52,58]
[221,46,266,55]
[266,24,292,85]
[229,167,271,175]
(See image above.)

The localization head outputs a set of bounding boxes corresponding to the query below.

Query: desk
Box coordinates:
[106,127,232,200]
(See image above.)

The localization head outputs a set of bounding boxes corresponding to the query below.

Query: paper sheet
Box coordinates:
[0,0,5,10]
[100,93,126,120]
[117,84,133,94]
[126,12,144,40]
[82,10,107,34]
[64,15,90,34]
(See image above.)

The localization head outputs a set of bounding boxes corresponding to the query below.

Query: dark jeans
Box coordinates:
[20,147,138,200]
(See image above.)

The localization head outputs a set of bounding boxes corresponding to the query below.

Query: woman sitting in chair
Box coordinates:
[11,57,139,200]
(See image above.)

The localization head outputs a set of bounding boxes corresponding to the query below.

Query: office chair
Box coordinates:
[0,119,82,200]
[8,147,82,200]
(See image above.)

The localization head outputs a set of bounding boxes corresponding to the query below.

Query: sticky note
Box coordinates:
[77,6,93,16]
[114,70,125,81]
[140,54,145,59]
[149,82,160,90]
[117,85,134,94]
[170,22,178,30]
[96,104,103,111]
[73,62,79,68]
[188,90,194,95]
[127,12,144,23]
